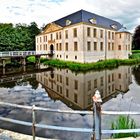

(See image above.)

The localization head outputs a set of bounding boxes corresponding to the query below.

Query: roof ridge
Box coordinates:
[80,9,84,22]
[53,9,82,23]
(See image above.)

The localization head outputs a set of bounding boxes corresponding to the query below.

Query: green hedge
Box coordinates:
[132,50,140,54]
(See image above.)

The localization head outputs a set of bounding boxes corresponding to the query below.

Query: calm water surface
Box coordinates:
[0,65,140,140]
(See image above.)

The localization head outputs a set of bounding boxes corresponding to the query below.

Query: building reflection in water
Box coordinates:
[36,66,132,110]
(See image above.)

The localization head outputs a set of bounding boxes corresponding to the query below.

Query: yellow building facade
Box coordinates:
[36,10,132,63]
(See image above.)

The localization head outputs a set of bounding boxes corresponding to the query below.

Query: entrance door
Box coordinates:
[50,44,54,55]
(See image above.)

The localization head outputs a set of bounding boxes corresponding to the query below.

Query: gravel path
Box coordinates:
[0,129,48,140]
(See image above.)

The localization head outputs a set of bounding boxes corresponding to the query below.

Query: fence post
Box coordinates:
[92,90,102,140]
[2,59,6,68]
[32,105,36,140]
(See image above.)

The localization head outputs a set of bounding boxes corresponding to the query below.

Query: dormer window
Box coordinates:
[66,20,71,26]
[111,24,117,30]
[89,18,97,24]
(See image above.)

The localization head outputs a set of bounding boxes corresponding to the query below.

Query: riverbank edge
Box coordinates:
[41,58,140,72]
[0,129,139,140]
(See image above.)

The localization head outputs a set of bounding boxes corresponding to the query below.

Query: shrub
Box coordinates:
[27,56,36,63]
[111,115,137,138]
[132,50,140,54]
[130,53,140,59]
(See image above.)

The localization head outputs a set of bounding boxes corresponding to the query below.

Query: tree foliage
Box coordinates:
[133,25,140,50]
[0,22,40,51]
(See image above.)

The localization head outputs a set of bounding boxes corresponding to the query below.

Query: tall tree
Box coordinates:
[28,22,40,50]
[0,22,40,51]
[133,25,140,50]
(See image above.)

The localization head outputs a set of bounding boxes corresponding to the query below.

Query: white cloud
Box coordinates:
[0,0,139,32]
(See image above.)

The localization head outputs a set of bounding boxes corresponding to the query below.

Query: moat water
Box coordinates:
[0,65,140,140]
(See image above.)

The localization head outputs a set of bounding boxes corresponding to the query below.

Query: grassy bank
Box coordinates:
[26,53,140,72]
[42,58,140,72]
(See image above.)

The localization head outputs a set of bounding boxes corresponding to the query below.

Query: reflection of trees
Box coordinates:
[132,65,140,85]
[27,78,38,89]
[0,78,38,89]
[0,82,16,88]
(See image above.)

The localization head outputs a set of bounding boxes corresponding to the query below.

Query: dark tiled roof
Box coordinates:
[54,9,122,30]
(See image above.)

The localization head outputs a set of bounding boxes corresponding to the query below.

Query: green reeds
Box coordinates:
[111,115,137,138]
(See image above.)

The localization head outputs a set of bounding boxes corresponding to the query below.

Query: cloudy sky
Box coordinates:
[0,0,140,32]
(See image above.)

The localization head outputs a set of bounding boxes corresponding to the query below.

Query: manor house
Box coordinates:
[36,10,132,63]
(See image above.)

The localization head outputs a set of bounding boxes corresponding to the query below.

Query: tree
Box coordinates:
[0,23,15,51]
[28,22,40,50]
[41,23,46,31]
[132,25,140,50]
[0,22,40,51]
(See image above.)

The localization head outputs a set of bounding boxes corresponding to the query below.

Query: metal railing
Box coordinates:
[0,90,140,140]
[0,101,93,140]
[0,51,53,57]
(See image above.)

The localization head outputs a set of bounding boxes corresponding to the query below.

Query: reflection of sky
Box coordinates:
[0,70,140,139]
[103,76,140,112]
[102,75,140,130]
